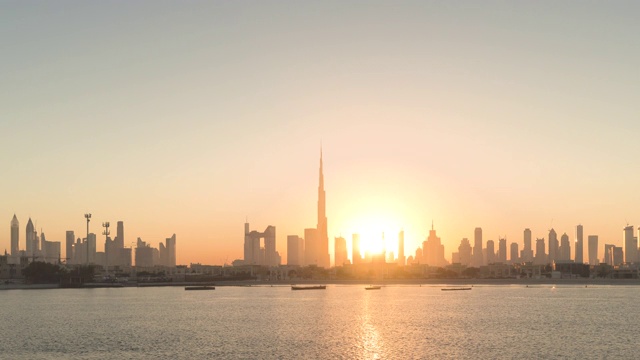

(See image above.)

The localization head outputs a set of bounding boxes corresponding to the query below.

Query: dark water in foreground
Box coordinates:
[0,284,635,359]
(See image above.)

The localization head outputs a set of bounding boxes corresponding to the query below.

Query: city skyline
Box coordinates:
[2,2,640,265]
[2,148,639,266]
[4,185,640,267]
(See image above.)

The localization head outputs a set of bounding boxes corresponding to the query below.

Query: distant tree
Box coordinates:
[23,261,67,284]
[462,267,480,278]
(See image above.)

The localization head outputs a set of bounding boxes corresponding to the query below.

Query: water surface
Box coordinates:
[0,285,634,359]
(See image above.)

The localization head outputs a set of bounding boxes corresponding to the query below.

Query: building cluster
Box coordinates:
[134,235,177,269]
[8,215,61,264]
[446,225,635,268]
[1,214,177,280]
[239,149,330,268]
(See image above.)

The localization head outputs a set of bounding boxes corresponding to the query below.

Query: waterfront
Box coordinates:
[0,285,637,359]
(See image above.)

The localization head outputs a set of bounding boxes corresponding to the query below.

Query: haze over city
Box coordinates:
[2,1,639,265]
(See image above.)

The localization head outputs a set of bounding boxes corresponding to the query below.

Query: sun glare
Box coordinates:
[349,212,402,259]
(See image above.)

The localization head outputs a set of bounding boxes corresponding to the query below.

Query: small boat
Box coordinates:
[441,287,472,291]
[185,286,215,291]
[365,285,381,290]
[291,285,326,290]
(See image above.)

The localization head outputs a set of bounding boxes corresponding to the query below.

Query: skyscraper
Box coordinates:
[612,246,623,266]
[397,231,405,266]
[115,221,124,249]
[244,223,278,266]
[559,233,570,260]
[423,222,447,266]
[575,225,584,263]
[334,236,347,266]
[604,244,614,265]
[26,218,35,257]
[65,231,74,264]
[588,235,598,265]
[304,228,319,266]
[521,228,533,262]
[317,148,330,268]
[510,242,519,263]
[166,234,176,267]
[486,240,495,265]
[535,238,546,265]
[498,238,507,263]
[287,235,304,266]
[623,225,637,264]
[458,238,472,266]
[10,215,19,257]
[548,229,558,263]
[473,227,483,267]
[87,233,97,264]
[352,233,361,264]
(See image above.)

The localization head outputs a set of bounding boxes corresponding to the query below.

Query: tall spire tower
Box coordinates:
[11,215,19,257]
[317,146,330,268]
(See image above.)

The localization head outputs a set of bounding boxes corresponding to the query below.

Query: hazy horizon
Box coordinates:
[2,1,639,265]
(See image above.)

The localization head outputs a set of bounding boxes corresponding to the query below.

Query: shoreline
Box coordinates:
[3,277,640,290]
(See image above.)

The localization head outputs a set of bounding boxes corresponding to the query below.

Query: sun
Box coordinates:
[349,212,402,259]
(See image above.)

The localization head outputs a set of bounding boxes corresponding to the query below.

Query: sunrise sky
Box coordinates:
[2,1,639,265]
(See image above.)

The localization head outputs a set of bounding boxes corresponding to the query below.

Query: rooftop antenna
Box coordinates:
[103,222,110,275]
[84,213,92,265]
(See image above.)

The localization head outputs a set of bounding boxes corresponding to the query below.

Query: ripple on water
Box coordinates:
[0,285,637,359]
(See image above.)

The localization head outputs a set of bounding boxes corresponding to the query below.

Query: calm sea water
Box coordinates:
[0,284,636,359]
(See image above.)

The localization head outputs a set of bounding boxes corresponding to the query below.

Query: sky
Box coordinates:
[1,1,639,265]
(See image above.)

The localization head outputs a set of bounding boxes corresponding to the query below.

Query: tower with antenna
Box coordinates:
[84,213,91,265]
[103,222,110,274]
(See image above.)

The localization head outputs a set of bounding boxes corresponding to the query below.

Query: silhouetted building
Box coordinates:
[65,231,74,264]
[87,233,97,264]
[105,235,117,267]
[548,229,558,263]
[498,238,507,263]
[473,227,483,267]
[414,247,423,264]
[352,233,361,265]
[115,221,124,249]
[316,149,330,268]
[166,234,176,267]
[244,223,279,266]
[624,225,637,263]
[510,242,518,263]
[553,260,590,278]
[26,218,36,258]
[520,228,533,262]
[120,248,132,267]
[423,222,447,266]
[159,243,167,266]
[10,215,19,257]
[287,235,304,266]
[334,236,347,267]
[486,240,495,264]
[397,231,405,266]
[603,244,615,265]
[458,238,472,266]
[559,233,570,261]
[304,228,319,266]
[40,232,60,264]
[612,246,623,266]
[575,225,584,263]
[535,238,546,265]
[135,238,154,267]
[588,235,598,265]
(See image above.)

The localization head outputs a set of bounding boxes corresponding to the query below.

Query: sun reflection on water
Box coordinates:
[358,292,384,359]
